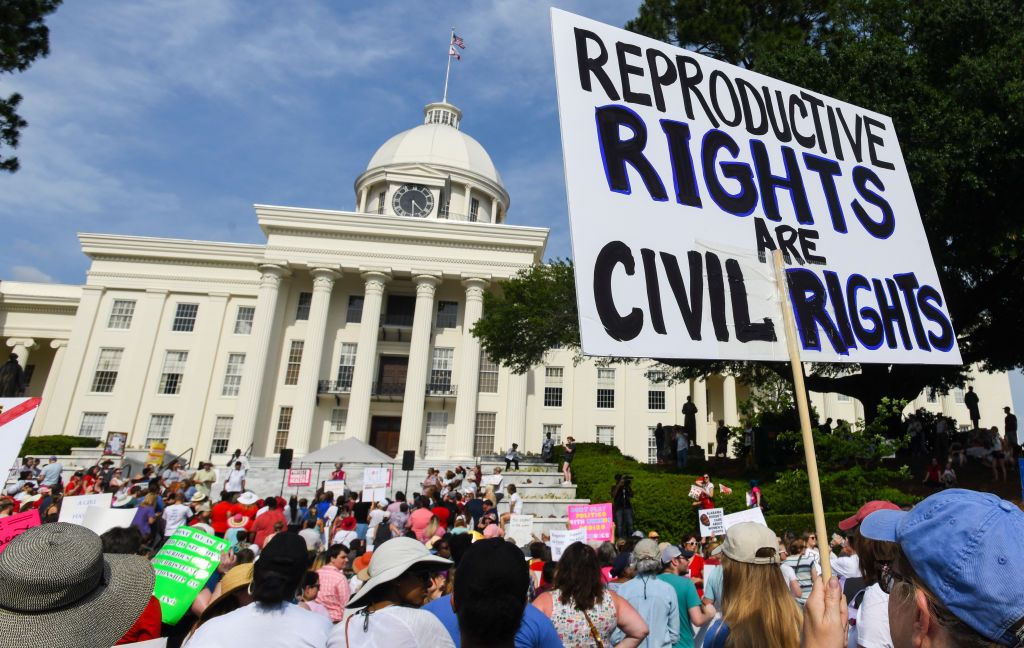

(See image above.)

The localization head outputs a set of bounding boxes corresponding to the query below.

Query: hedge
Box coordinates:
[20,435,102,457]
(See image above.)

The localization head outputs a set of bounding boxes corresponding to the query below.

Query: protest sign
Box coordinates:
[323,479,346,495]
[58,494,110,526]
[551,9,960,366]
[688,484,705,500]
[102,431,127,457]
[81,506,137,535]
[567,503,613,541]
[287,468,312,487]
[362,467,390,501]
[146,441,166,466]
[0,509,40,554]
[152,526,229,624]
[506,514,535,547]
[550,527,588,561]
[0,398,41,481]
[722,507,768,530]
[698,507,725,537]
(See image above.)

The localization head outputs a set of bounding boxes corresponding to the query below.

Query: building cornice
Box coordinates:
[79,233,266,266]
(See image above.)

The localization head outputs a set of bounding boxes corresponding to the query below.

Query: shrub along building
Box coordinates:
[0,100,1012,464]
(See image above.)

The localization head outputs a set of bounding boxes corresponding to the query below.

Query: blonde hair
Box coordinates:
[720,554,802,648]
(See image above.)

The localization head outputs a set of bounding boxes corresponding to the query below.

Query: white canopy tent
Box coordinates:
[298,437,395,465]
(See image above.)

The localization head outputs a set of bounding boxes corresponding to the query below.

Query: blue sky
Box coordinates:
[2,0,1020,409]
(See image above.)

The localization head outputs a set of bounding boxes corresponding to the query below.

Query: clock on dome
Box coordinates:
[392,184,434,218]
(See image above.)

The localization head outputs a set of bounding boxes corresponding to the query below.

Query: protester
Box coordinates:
[224,460,247,494]
[561,436,576,484]
[163,491,193,539]
[532,541,649,647]
[541,431,554,463]
[612,539,680,647]
[612,473,635,539]
[0,523,156,648]
[251,494,287,547]
[660,543,715,648]
[339,536,454,646]
[781,538,818,607]
[189,562,255,638]
[316,543,352,623]
[37,455,63,491]
[186,534,331,646]
[703,522,802,648]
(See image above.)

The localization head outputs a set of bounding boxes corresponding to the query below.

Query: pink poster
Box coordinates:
[0,509,41,553]
[567,503,613,541]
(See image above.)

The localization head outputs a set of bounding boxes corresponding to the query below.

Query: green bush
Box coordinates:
[20,435,102,457]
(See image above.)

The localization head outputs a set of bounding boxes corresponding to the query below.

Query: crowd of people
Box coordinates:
[2,449,1022,648]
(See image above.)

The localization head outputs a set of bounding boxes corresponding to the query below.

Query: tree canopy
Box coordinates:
[0,0,62,173]
[474,0,1024,420]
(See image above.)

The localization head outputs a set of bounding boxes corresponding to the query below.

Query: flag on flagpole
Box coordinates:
[448,45,461,60]
[452,34,465,49]
[719,484,733,495]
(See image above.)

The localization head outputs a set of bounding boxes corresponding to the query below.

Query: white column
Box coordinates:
[232,264,288,454]
[489,197,498,223]
[451,278,488,459]
[347,271,389,442]
[694,376,708,450]
[504,370,528,451]
[6,338,36,369]
[358,188,368,213]
[399,275,440,453]
[723,375,739,426]
[463,185,473,219]
[51,286,104,435]
[288,267,339,455]
[31,339,67,435]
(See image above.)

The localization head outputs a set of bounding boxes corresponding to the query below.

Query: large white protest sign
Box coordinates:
[506,514,535,547]
[0,398,40,482]
[551,9,960,365]
[58,494,110,526]
[550,527,588,561]
[81,506,137,535]
[722,506,768,530]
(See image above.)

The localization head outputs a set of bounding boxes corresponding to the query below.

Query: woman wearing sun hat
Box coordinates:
[334,536,454,647]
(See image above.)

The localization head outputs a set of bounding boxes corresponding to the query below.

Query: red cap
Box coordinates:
[340,516,356,531]
[838,500,901,531]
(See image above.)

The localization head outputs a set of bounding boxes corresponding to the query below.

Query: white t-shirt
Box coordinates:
[830,554,862,579]
[328,605,455,648]
[509,492,524,515]
[857,584,893,648]
[163,503,192,537]
[332,529,357,548]
[186,601,332,647]
[225,469,246,492]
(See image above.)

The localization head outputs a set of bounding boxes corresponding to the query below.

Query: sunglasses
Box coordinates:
[878,564,910,595]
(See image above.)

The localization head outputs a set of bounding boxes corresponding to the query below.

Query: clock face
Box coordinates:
[391,184,434,218]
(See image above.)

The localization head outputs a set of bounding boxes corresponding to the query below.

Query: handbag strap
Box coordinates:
[581,607,606,648]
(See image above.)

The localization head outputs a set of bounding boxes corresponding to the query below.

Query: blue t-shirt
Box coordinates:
[423,594,563,648]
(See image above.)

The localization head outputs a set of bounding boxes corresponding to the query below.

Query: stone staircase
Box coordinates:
[479,457,592,538]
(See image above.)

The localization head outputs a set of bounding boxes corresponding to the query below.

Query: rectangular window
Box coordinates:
[469,198,480,222]
[954,388,965,404]
[346,296,364,323]
[377,191,386,214]
[597,367,616,382]
[284,340,304,385]
[648,426,658,464]
[234,306,255,334]
[424,411,448,458]
[837,393,851,402]
[78,412,107,439]
[295,292,312,321]
[384,295,415,326]
[544,367,563,407]
[473,412,496,456]
[478,352,498,393]
[543,424,562,446]
[158,351,188,395]
[648,390,666,411]
[328,409,347,444]
[107,299,136,329]
[274,407,293,453]
[211,416,232,454]
[597,388,616,409]
[596,425,615,445]
[647,370,666,383]
[435,301,458,328]
[146,414,173,447]
[335,343,357,390]
[222,353,246,397]
[91,348,123,393]
[429,347,455,393]
[172,303,199,332]
[926,388,938,404]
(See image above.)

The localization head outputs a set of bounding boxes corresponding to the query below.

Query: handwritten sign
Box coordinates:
[722,506,768,530]
[698,507,726,538]
[550,527,588,561]
[323,479,346,495]
[567,503,613,541]
[0,509,40,553]
[58,494,110,526]
[506,514,535,546]
[287,468,312,487]
[362,467,390,502]
[152,526,229,624]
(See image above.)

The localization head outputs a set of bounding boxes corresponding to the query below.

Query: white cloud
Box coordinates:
[8,265,56,283]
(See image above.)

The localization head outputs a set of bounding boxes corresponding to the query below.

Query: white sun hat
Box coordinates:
[346,537,451,609]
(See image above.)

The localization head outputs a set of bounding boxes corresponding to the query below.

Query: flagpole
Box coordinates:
[442,26,454,103]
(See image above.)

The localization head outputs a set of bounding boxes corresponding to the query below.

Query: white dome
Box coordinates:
[366,121,502,186]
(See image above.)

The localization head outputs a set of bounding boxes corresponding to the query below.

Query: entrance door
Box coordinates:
[377,356,408,397]
[370,416,402,458]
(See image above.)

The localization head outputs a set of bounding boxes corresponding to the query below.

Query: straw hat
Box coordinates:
[112,494,134,508]
[237,492,258,506]
[353,552,373,581]
[190,492,208,503]
[207,563,253,609]
[227,514,250,529]
[0,523,155,648]
[346,537,451,608]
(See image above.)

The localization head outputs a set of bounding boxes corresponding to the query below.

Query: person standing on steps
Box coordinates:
[561,437,576,485]
[715,420,729,458]
[541,432,554,463]
[1004,406,1018,458]
[611,474,634,540]
[682,397,698,448]
[964,385,980,429]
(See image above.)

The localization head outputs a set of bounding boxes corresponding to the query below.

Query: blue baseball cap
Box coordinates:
[861,488,1024,646]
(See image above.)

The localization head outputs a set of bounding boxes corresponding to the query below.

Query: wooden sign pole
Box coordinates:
[772,249,832,581]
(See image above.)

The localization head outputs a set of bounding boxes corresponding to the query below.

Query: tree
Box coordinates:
[0,0,63,173]
[474,0,1024,422]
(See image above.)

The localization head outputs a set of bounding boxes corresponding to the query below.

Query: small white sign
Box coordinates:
[698,507,726,537]
[58,494,110,526]
[550,527,588,561]
[506,514,535,546]
[323,479,346,495]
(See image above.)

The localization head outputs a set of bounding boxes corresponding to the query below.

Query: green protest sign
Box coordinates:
[152,526,228,624]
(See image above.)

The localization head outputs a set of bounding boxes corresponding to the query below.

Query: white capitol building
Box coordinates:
[0,99,1012,465]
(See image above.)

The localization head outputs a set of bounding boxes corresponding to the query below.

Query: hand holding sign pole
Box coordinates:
[774,248,831,581]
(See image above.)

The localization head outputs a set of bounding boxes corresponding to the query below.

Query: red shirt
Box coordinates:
[431,506,450,528]
[116,596,162,644]
[210,500,236,535]
[689,555,706,598]
[251,508,287,547]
